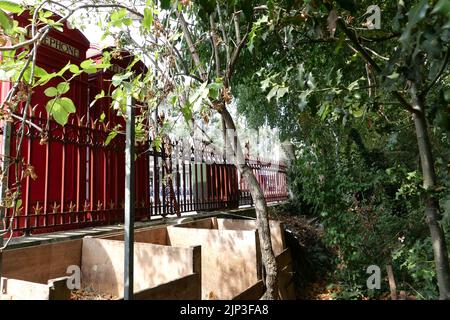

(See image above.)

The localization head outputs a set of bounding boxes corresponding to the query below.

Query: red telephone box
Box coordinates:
[1,13,91,235]
[87,46,151,223]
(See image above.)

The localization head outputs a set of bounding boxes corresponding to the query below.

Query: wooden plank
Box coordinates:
[176,218,215,229]
[232,280,264,300]
[167,226,259,300]
[276,248,293,269]
[130,274,201,300]
[216,219,285,255]
[275,248,295,300]
[278,265,296,300]
[2,239,82,284]
[0,277,50,300]
[98,226,168,245]
[81,237,197,297]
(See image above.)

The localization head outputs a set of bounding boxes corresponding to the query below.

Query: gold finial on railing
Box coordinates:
[51,201,60,213]
[33,202,43,215]
[68,201,76,212]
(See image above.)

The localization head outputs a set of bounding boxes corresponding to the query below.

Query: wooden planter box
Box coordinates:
[165,217,295,300]
[0,231,201,300]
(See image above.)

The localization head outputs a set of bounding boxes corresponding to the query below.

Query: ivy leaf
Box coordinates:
[0,1,23,13]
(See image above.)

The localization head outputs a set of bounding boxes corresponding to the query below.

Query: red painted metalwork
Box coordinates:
[87,46,150,224]
[1,20,288,237]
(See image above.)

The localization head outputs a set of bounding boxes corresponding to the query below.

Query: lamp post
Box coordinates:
[124,95,135,300]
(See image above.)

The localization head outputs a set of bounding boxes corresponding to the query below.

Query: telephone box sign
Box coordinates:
[41,35,80,58]
[26,29,80,58]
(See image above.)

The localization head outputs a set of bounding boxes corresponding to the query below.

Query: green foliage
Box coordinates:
[232,0,450,299]
[45,97,76,126]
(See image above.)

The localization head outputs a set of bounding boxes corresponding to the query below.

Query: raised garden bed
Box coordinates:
[0,231,201,300]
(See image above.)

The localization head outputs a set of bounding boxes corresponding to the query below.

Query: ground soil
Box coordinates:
[267,205,337,300]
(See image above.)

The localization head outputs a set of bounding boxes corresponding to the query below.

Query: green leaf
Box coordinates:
[160,0,171,10]
[51,23,63,32]
[104,130,118,146]
[207,82,223,99]
[44,87,58,97]
[57,82,70,95]
[34,66,48,78]
[99,112,106,123]
[112,71,134,86]
[387,72,400,80]
[276,86,289,100]
[399,0,430,48]
[266,86,278,102]
[443,88,450,102]
[56,62,73,77]
[143,7,153,31]
[181,104,192,123]
[432,0,450,17]
[0,1,23,13]
[15,199,22,210]
[152,136,162,151]
[69,64,80,74]
[80,59,98,74]
[46,97,76,126]
[318,103,331,121]
[260,77,271,91]
[0,9,12,31]
[347,78,360,91]
[59,97,76,113]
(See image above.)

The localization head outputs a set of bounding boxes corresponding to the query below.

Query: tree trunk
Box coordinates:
[220,106,279,299]
[410,83,450,300]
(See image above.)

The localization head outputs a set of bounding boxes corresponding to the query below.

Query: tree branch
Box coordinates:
[226,32,249,86]
[335,18,418,115]
[420,48,449,99]
[177,11,207,81]
[209,12,221,78]
[216,3,230,66]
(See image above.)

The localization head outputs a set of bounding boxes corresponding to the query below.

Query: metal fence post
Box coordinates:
[124,96,135,300]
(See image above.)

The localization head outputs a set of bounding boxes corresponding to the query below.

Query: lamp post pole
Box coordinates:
[124,96,135,300]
